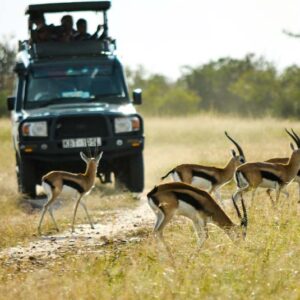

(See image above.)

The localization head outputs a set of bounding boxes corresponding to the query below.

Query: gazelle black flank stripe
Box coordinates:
[192,170,217,184]
[173,191,204,211]
[260,171,283,184]
[62,179,85,194]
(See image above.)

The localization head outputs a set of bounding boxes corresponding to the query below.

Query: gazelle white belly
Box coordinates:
[177,200,199,219]
[236,172,249,189]
[61,185,79,196]
[172,171,181,182]
[191,177,212,191]
[260,179,277,189]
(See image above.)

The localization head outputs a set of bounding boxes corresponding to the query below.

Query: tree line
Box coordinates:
[1,38,300,118]
[127,54,300,118]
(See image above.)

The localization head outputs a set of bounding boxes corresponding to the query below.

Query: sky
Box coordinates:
[1,0,300,79]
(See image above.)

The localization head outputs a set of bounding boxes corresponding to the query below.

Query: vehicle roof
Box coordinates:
[25,1,111,14]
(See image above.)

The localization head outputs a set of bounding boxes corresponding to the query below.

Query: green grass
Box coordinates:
[0,114,300,299]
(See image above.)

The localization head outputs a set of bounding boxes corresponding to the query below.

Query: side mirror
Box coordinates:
[7,96,16,111]
[133,88,142,105]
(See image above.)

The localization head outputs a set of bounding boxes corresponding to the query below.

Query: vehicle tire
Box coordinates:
[127,152,144,193]
[16,156,37,198]
[114,153,144,193]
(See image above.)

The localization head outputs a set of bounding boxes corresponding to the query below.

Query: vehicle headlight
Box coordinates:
[21,121,48,137]
[114,117,140,133]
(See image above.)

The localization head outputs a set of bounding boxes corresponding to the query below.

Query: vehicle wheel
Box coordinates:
[114,162,129,191]
[127,153,144,193]
[114,153,144,193]
[16,156,37,198]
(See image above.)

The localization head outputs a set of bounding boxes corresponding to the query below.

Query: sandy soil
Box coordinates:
[0,196,155,267]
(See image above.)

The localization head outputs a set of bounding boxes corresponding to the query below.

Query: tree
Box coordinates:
[126,67,201,116]
[0,37,16,116]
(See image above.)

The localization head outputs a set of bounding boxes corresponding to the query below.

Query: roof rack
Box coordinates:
[25,2,111,14]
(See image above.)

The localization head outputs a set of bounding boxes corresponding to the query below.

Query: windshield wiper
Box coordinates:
[89,94,126,103]
[37,97,84,108]
[94,93,124,99]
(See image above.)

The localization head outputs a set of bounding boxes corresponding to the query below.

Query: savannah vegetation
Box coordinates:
[0,115,300,299]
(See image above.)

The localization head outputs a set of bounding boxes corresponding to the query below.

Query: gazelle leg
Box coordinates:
[214,189,224,208]
[154,209,177,253]
[232,190,243,219]
[232,190,241,203]
[154,211,174,241]
[152,209,176,265]
[48,206,59,232]
[192,216,208,247]
[251,188,257,205]
[38,191,58,235]
[266,189,275,207]
[281,188,289,199]
[298,182,300,203]
[275,184,281,204]
[38,205,48,235]
[80,200,94,229]
[153,209,165,232]
[72,194,83,233]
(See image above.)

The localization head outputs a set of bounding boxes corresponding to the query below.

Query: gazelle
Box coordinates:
[38,146,103,234]
[147,182,247,247]
[160,132,246,206]
[233,129,300,208]
[265,129,300,202]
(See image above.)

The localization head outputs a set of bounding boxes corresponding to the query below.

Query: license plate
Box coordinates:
[62,137,102,148]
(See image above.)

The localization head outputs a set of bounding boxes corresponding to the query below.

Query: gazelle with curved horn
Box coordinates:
[38,142,103,234]
[160,132,246,206]
[147,182,247,247]
[265,129,300,202]
[233,129,300,208]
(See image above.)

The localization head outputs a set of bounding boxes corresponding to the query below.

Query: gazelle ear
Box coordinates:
[95,151,103,163]
[231,149,236,157]
[80,151,89,163]
[290,143,295,151]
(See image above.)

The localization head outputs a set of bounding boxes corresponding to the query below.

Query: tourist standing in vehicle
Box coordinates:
[59,15,76,41]
[74,18,104,40]
[30,12,52,42]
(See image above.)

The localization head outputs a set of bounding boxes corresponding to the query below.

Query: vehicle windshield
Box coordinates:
[25,63,127,108]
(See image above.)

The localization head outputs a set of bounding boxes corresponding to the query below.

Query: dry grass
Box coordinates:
[0,114,300,299]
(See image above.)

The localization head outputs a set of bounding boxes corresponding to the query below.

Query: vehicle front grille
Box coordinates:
[54,116,109,139]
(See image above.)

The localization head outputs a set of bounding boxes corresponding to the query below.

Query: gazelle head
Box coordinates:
[285,128,300,153]
[80,140,103,168]
[229,195,248,241]
[224,131,246,166]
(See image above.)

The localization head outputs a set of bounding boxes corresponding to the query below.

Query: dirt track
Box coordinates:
[0,197,154,267]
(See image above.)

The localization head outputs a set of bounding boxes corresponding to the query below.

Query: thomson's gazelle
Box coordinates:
[147,182,247,247]
[265,129,300,202]
[38,148,103,234]
[160,132,246,206]
[233,129,300,208]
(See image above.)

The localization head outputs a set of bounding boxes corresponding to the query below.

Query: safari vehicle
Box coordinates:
[7,1,144,198]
